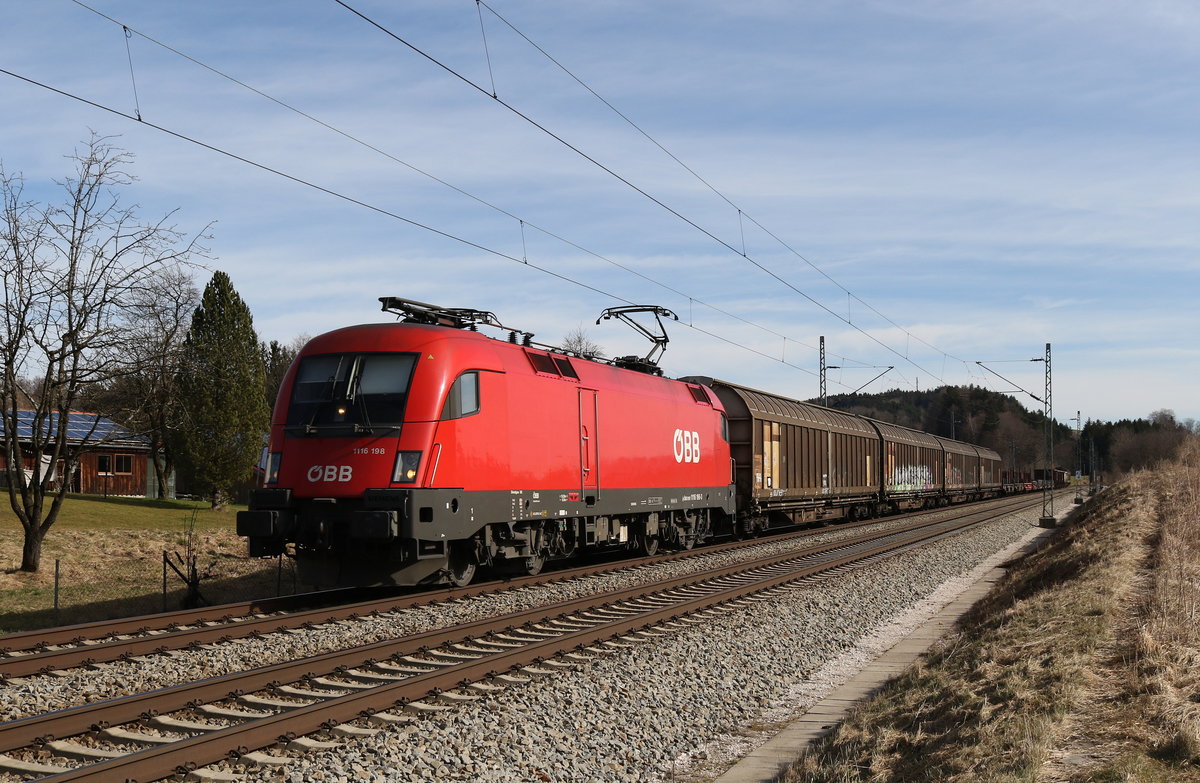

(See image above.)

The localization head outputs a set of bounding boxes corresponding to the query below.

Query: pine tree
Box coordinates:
[179,271,269,509]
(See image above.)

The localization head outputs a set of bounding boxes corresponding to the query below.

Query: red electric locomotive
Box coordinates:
[237,299,736,587]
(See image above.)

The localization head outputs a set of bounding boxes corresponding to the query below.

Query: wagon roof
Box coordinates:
[696,378,878,436]
[868,419,942,448]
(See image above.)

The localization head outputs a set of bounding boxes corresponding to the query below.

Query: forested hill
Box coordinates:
[817,386,1192,477]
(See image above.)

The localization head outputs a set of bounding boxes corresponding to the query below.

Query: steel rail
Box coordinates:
[0,512,955,752]
[0,587,374,652]
[0,495,1036,680]
[0,495,1046,782]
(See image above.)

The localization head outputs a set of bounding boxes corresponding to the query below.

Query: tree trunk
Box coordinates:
[211,488,227,511]
[153,447,172,500]
[20,527,43,573]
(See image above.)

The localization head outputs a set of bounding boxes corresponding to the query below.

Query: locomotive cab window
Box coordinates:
[442,371,480,420]
[287,352,417,432]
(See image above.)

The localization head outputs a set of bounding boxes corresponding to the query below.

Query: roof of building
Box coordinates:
[1,410,149,449]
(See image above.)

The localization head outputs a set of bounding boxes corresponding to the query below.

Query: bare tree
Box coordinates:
[1,134,206,572]
[84,267,201,498]
[562,324,606,359]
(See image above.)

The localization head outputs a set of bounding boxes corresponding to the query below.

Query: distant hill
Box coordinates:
[817,386,1194,478]
[817,386,1113,478]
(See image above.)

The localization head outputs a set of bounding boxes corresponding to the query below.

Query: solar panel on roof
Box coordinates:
[1,410,148,447]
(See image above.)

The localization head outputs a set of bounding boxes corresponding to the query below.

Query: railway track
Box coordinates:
[0,495,1047,781]
[0,495,1036,682]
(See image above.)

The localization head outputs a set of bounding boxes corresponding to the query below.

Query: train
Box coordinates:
[237,298,1018,588]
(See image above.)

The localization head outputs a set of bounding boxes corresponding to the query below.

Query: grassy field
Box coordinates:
[0,495,287,633]
[782,440,1200,782]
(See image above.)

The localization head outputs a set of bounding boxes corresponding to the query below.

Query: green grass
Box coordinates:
[0,493,276,634]
[1,493,243,532]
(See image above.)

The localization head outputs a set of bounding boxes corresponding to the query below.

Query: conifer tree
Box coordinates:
[179,271,269,509]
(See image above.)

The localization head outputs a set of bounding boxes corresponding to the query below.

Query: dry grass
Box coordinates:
[1128,439,1200,770]
[780,444,1200,783]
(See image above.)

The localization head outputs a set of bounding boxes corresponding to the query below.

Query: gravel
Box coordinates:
[0,507,956,721]
[0,500,1057,782]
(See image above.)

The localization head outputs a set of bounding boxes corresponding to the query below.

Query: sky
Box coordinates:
[3,1,1198,425]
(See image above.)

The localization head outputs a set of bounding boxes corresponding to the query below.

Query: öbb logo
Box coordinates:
[672,429,701,463]
[307,465,353,483]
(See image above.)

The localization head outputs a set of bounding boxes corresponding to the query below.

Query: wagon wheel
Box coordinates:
[675,520,696,550]
[522,552,546,577]
[446,542,478,588]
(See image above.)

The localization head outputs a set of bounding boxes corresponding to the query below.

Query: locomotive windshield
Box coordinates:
[286,352,417,433]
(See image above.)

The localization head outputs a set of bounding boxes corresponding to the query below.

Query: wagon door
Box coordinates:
[579,388,599,500]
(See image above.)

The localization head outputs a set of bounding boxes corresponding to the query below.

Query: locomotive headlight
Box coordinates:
[265,452,283,484]
[392,451,422,483]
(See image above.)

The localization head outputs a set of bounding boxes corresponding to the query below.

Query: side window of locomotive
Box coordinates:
[441,371,480,420]
[720,412,730,443]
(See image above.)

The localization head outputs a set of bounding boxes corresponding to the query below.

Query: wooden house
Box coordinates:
[0,410,157,497]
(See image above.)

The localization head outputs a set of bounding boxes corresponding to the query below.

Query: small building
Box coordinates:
[0,410,158,497]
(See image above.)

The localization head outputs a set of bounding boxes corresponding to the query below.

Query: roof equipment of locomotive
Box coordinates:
[595,305,678,375]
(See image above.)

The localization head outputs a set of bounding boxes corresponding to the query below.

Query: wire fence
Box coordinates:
[0,550,301,633]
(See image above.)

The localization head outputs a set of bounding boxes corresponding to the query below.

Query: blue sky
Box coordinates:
[4,1,1198,425]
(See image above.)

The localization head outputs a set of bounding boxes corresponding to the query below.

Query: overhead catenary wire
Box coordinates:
[476,0,967,367]
[121,25,141,121]
[0,65,831,383]
[44,2,941,389]
[333,0,952,386]
[63,0,876,373]
[474,0,498,99]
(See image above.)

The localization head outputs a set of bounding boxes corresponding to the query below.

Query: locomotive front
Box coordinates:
[236,321,492,586]
[238,305,738,587]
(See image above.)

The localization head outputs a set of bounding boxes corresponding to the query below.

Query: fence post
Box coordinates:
[54,559,61,627]
[162,551,168,613]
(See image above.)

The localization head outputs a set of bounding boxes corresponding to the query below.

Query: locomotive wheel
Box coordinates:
[446,543,478,587]
[638,534,660,556]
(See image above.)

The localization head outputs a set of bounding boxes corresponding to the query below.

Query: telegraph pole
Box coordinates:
[1089,439,1098,496]
[820,337,891,407]
[1073,410,1083,505]
[975,346,1057,517]
[1039,342,1056,526]
[819,336,827,407]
